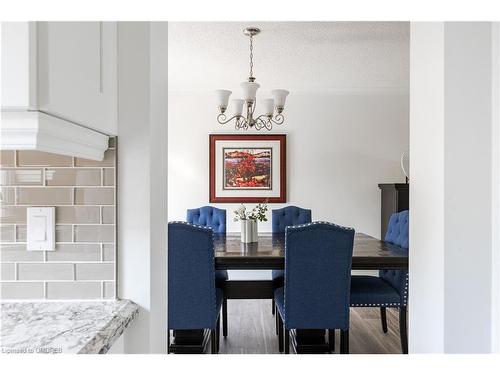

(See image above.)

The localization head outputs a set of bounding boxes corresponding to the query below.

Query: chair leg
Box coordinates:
[284,329,290,354]
[399,306,408,354]
[275,309,279,335]
[216,317,220,353]
[328,329,335,353]
[272,299,275,315]
[222,298,228,338]
[340,329,349,354]
[211,329,217,354]
[278,313,284,353]
[380,307,388,333]
[167,328,170,354]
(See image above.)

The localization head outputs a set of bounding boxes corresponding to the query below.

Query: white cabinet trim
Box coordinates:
[1,111,109,161]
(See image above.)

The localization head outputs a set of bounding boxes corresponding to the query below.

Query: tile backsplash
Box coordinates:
[0,139,116,300]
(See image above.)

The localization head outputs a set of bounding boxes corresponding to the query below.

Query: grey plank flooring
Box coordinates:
[218,299,403,354]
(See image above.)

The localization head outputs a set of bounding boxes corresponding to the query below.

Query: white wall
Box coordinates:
[410,21,499,354]
[168,90,409,236]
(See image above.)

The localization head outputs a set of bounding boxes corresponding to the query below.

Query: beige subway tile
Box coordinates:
[18,263,73,280]
[0,206,26,224]
[45,168,101,186]
[48,244,101,261]
[17,151,73,167]
[0,244,43,262]
[1,187,16,205]
[56,225,73,242]
[108,137,116,149]
[102,244,115,261]
[0,169,43,185]
[75,149,115,167]
[103,282,115,299]
[16,225,26,241]
[102,206,115,224]
[75,263,114,280]
[17,187,73,205]
[0,282,45,299]
[103,168,115,186]
[15,224,69,242]
[46,282,101,299]
[1,263,15,280]
[0,151,16,167]
[74,188,114,205]
[56,206,100,224]
[1,225,15,242]
[74,225,114,243]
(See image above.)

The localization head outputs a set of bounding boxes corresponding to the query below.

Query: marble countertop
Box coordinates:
[0,299,139,354]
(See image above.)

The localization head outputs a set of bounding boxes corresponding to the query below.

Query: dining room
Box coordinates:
[167,21,410,354]
[1,8,500,365]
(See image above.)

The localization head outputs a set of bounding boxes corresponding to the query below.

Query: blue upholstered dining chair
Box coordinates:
[186,206,229,338]
[168,222,223,354]
[271,206,312,316]
[274,222,355,354]
[350,210,409,354]
[187,206,227,233]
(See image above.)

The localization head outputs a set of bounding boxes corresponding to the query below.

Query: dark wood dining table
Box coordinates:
[215,232,408,300]
[215,232,408,270]
[171,232,408,353]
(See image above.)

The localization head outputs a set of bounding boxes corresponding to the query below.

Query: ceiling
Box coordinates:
[168,22,410,93]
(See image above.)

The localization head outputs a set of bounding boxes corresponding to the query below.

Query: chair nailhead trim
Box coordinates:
[351,303,401,307]
[285,221,354,232]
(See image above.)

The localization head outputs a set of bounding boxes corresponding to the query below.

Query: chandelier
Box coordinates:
[215,27,290,131]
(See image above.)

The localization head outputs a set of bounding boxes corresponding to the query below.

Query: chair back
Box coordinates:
[384,210,409,249]
[380,210,409,305]
[284,222,355,330]
[187,206,226,233]
[168,222,217,330]
[272,206,312,233]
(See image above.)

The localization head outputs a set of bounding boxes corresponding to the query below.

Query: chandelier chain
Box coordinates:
[249,35,254,78]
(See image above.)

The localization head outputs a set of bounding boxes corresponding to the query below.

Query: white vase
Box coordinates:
[241,219,258,243]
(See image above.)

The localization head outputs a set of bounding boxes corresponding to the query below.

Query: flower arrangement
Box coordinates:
[233,201,268,222]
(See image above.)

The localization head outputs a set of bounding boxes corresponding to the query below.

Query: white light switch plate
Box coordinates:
[27,207,55,251]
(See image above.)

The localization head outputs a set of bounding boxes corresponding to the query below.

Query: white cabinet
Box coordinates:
[37,22,118,135]
[1,22,36,109]
[1,22,112,160]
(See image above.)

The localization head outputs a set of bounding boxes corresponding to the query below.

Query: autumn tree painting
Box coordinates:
[223,148,272,189]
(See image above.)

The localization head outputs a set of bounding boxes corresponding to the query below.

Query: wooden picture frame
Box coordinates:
[209,134,286,203]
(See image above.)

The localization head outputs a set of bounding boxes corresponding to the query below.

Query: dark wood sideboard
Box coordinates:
[378,183,409,239]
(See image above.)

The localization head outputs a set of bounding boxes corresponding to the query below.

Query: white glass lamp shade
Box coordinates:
[232,99,245,116]
[215,90,232,111]
[261,98,275,116]
[271,89,290,109]
[240,82,260,101]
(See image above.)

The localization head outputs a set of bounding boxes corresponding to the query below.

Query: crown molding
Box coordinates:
[1,110,109,161]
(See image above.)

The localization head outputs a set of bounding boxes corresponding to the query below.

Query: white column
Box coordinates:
[410,21,499,353]
[149,21,168,354]
[117,21,168,354]
[443,22,494,354]
[409,22,445,353]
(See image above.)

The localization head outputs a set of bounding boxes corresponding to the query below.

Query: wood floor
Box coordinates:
[218,299,403,354]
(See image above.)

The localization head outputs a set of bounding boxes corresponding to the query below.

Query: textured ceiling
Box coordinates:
[168,22,410,93]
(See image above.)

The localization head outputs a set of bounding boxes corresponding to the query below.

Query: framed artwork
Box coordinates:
[209,134,286,203]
